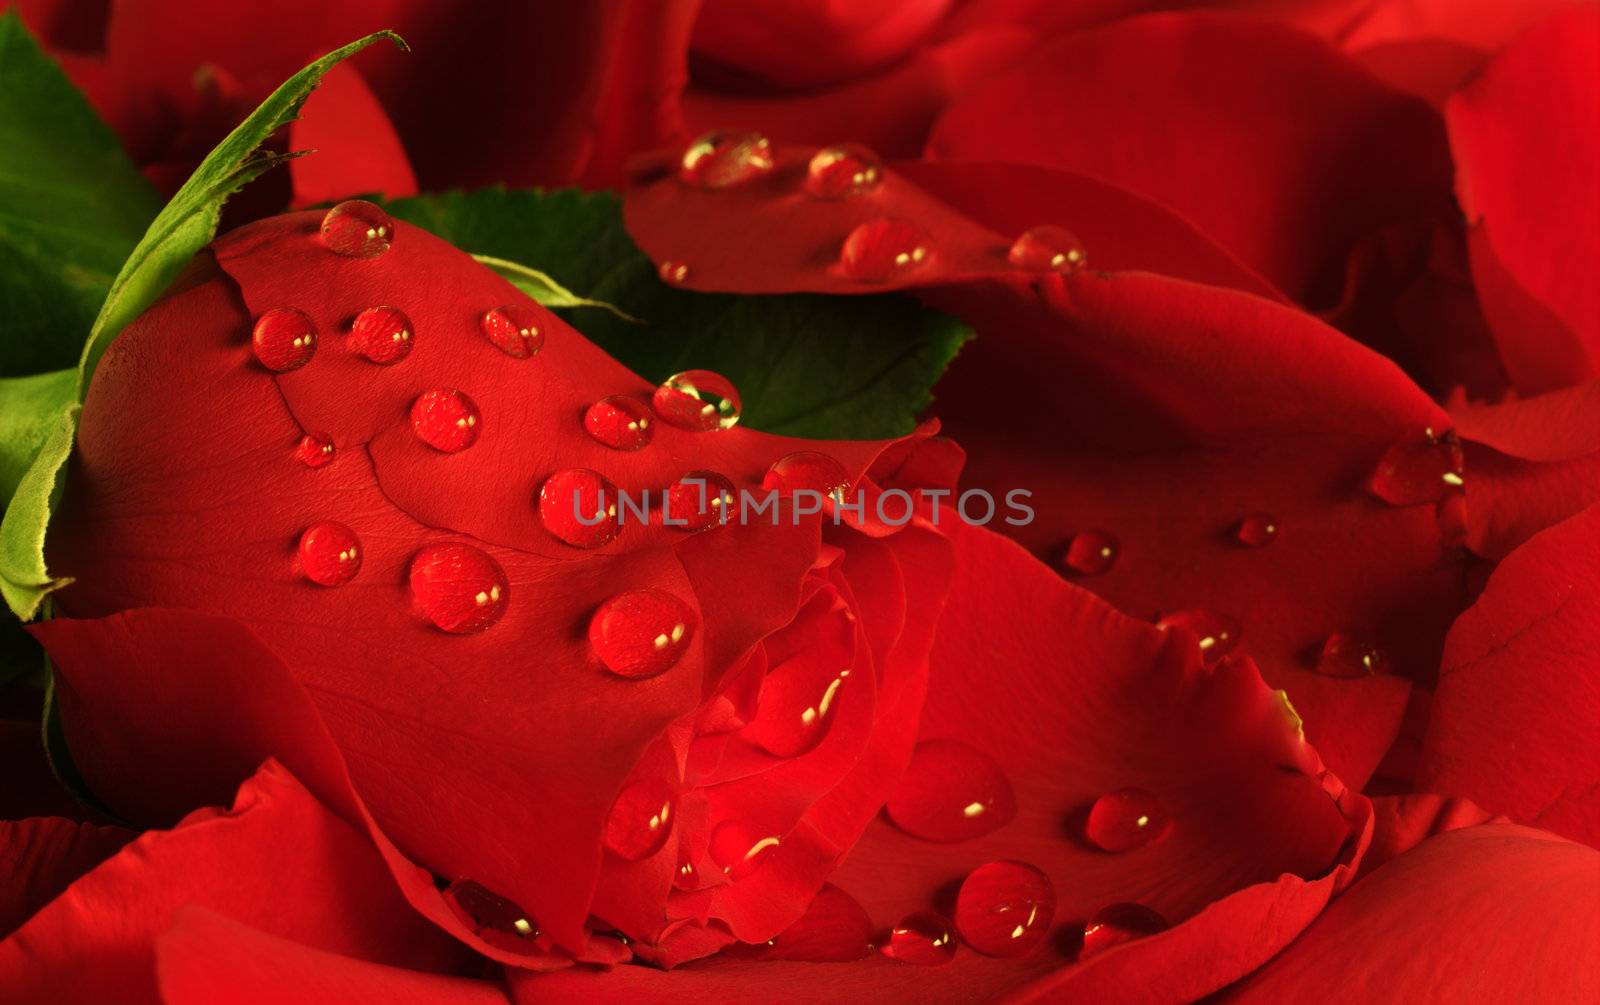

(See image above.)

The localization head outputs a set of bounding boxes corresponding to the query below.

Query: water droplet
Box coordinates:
[251,307,317,372]
[652,370,741,431]
[658,260,691,285]
[708,820,780,880]
[1062,530,1118,576]
[295,433,336,468]
[666,471,738,531]
[348,305,414,366]
[297,521,362,587]
[678,130,774,189]
[674,858,702,890]
[886,739,1017,842]
[1368,428,1464,505]
[743,661,849,757]
[1084,789,1171,852]
[445,879,538,942]
[1155,608,1240,665]
[589,589,696,679]
[1080,903,1168,960]
[883,910,957,966]
[762,452,851,504]
[410,388,481,453]
[479,305,544,359]
[953,860,1055,958]
[320,199,394,259]
[1316,632,1389,678]
[408,543,509,634]
[805,144,883,199]
[603,777,677,861]
[1236,512,1280,547]
[583,396,654,451]
[538,468,621,548]
[1008,225,1087,273]
[838,217,932,282]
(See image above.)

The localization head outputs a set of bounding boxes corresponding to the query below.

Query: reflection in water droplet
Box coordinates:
[658,260,691,285]
[652,370,742,431]
[1316,632,1389,678]
[251,307,317,372]
[408,543,509,634]
[1236,512,1280,547]
[1156,608,1241,665]
[883,910,957,966]
[320,199,394,259]
[838,217,932,282]
[742,659,849,757]
[410,388,481,453]
[479,305,545,359]
[538,468,621,548]
[1062,530,1118,576]
[295,433,336,468]
[679,130,775,189]
[1369,428,1464,505]
[1008,225,1087,273]
[603,776,677,861]
[583,396,654,451]
[589,589,696,679]
[886,739,1017,843]
[708,820,780,880]
[762,451,851,504]
[667,470,738,531]
[297,521,362,587]
[444,879,539,946]
[953,860,1055,958]
[1084,789,1171,852]
[348,305,413,365]
[805,144,884,199]
[1080,902,1168,960]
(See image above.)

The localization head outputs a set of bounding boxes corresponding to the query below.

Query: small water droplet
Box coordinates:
[652,370,741,431]
[883,910,957,966]
[348,305,414,365]
[953,860,1055,958]
[805,144,884,199]
[762,452,851,504]
[679,130,775,189]
[444,879,538,943]
[1008,225,1087,273]
[603,777,677,861]
[1061,530,1118,576]
[1084,789,1171,852]
[1368,428,1464,505]
[589,589,697,679]
[408,543,509,634]
[1316,632,1389,678]
[743,661,849,757]
[658,260,691,285]
[1080,903,1168,960]
[838,217,932,282]
[410,388,481,453]
[295,433,336,468]
[1155,608,1241,664]
[538,469,621,548]
[1236,512,1280,547]
[320,199,394,259]
[674,858,702,890]
[296,522,362,587]
[583,396,654,451]
[708,820,780,880]
[479,305,545,359]
[886,739,1017,842]
[666,471,738,531]
[251,307,317,372]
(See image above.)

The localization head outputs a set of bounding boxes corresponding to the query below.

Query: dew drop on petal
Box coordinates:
[708,820,780,880]
[538,468,621,548]
[953,860,1055,958]
[1236,512,1280,547]
[762,451,851,504]
[408,543,509,634]
[444,879,538,941]
[674,858,702,891]
[583,396,654,451]
[295,433,336,468]
[589,589,697,679]
[886,739,1017,842]
[479,304,545,359]
[1368,427,1465,505]
[742,661,849,757]
[348,305,414,365]
[297,521,362,587]
[838,217,932,282]
[410,389,481,453]
[658,260,691,285]
[805,144,883,199]
[251,307,317,372]
[1080,903,1168,960]
[883,910,957,966]
[1008,225,1087,273]
[320,199,394,259]
[1316,632,1389,678]
[1062,530,1118,576]
[678,130,774,189]
[1155,608,1241,665]
[1084,789,1171,852]
[666,470,738,531]
[603,777,677,861]
[652,370,742,431]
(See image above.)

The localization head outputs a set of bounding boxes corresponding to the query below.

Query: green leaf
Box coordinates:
[0,13,162,375]
[470,254,640,321]
[387,188,972,440]
[0,368,73,506]
[0,401,76,619]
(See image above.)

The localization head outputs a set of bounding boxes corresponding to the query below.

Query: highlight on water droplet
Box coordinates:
[1080,902,1168,960]
[652,370,742,431]
[838,217,932,282]
[408,542,509,634]
[805,143,884,199]
[295,432,336,468]
[1316,632,1389,678]
[297,521,362,587]
[1236,512,1280,547]
[762,451,851,504]
[1008,225,1087,273]
[882,910,958,966]
[678,130,775,189]
[583,396,654,451]
[444,879,539,947]
[953,860,1055,958]
[251,307,317,372]
[410,388,481,453]
[658,260,691,285]
[674,857,702,891]
[666,470,738,531]
[1084,788,1171,853]
[1155,608,1241,665]
[603,776,677,862]
[1368,427,1465,506]
[589,589,697,679]
[538,468,621,548]
[348,305,414,365]
[320,199,395,258]
[742,659,849,757]
[479,304,545,359]
[1061,530,1119,576]
[708,820,780,881]
[886,738,1017,843]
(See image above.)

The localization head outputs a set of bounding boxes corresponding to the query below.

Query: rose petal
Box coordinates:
[288,62,417,207]
[0,816,132,938]
[1360,793,1507,878]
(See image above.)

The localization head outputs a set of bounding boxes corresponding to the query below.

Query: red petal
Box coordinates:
[1360,793,1507,877]
[288,62,417,207]
[0,816,132,938]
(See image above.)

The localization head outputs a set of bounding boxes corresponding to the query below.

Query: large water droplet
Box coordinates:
[883,910,957,966]
[445,879,538,945]
[679,130,774,189]
[658,260,691,286]
[603,777,677,861]
[838,217,932,282]
[1080,903,1168,960]
[708,820,780,880]
[886,739,1017,843]
[666,470,738,531]
[652,370,742,431]
[479,305,544,359]
[408,543,509,634]
[1084,789,1171,852]
[743,661,849,757]
[410,388,481,453]
[1316,632,1389,678]
[297,521,362,587]
[1155,608,1240,665]
[251,307,317,372]
[1062,530,1118,576]
[589,589,696,679]
[295,432,336,468]
[1236,512,1280,547]
[953,860,1055,958]
[320,199,394,259]
[762,451,850,504]
[1368,428,1464,505]
[583,396,654,451]
[349,305,413,365]
[805,144,884,199]
[1008,225,1087,273]
[538,468,621,548]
